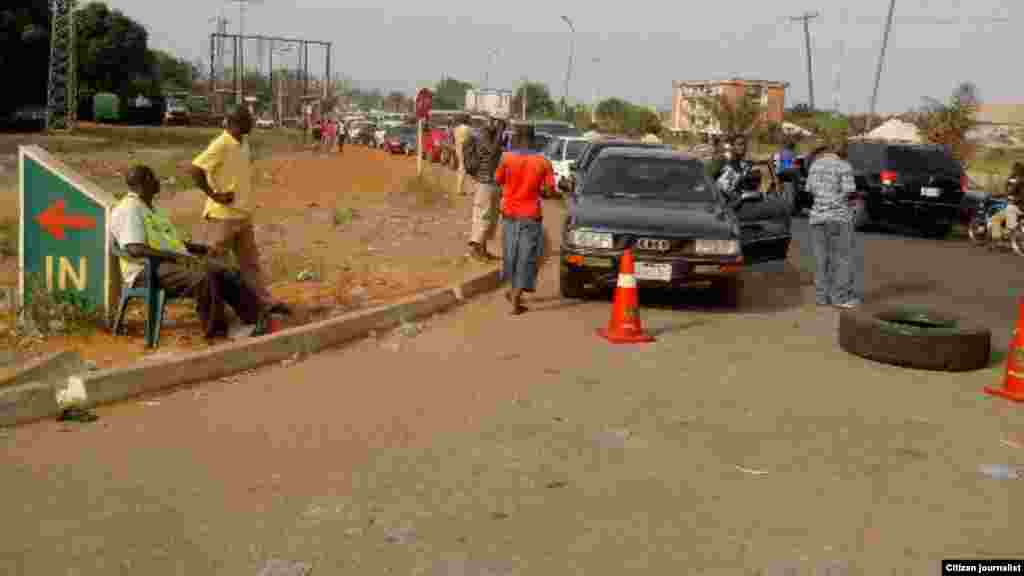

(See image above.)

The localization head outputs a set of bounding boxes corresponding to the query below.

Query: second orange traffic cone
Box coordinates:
[598,249,655,344]
[986,298,1024,402]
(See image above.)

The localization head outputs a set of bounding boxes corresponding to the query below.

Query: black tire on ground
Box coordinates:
[560,267,586,299]
[715,277,743,308]
[838,305,991,372]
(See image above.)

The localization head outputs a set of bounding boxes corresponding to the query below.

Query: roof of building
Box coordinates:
[673,78,789,88]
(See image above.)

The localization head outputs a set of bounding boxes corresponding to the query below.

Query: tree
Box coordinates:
[151,50,197,92]
[0,1,51,114]
[595,98,663,135]
[687,92,765,140]
[511,82,557,119]
[74,2,153,96]
[434,77,472,110]
[911,81,980,166]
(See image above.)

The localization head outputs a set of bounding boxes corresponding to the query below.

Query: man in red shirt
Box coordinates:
[495,124,555,315]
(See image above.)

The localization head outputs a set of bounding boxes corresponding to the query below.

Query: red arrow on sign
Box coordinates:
[35,199,97,241]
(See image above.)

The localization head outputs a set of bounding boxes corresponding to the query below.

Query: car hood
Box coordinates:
[568,195,738,238]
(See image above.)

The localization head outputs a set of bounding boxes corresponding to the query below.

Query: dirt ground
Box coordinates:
[0,126,491,369]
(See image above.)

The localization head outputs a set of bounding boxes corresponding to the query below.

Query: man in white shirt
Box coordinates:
[110,165,265,339]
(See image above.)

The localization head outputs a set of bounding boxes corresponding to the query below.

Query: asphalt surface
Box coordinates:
[791,216,1024,351]
[2,203,1023,575]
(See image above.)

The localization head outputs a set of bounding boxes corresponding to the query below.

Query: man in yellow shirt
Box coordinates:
[190,107,290,315]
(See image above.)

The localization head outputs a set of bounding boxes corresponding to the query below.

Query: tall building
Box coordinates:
[671,78,788,135]
[464,88,512,118]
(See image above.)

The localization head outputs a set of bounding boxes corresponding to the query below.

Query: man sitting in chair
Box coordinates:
[109,165,267,340]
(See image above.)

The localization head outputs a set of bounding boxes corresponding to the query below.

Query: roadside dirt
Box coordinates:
[0,134,489,369]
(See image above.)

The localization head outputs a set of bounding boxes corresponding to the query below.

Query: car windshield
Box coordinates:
[584,156,714,202]
[885,147,960,174]
[565,140,586,160]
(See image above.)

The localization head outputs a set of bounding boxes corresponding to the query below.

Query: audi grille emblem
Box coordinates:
[636,238,671,252]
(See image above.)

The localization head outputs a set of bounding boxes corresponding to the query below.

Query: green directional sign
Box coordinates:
[19,145,118,315]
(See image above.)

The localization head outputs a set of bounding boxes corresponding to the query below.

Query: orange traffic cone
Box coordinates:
[598,249,655,344]
[986,298,1024,402]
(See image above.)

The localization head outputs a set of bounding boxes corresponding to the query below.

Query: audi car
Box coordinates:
[559,147,791,305]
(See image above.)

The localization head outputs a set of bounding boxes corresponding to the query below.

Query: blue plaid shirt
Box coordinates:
[806,153,857,224]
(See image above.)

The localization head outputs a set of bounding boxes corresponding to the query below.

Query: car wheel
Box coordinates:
[715,277,743,308]
[560,267,586,299]
[839,305,991,372]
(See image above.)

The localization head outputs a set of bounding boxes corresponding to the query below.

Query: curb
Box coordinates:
[1,268,502,428]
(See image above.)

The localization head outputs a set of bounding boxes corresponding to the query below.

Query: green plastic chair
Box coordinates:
[111,238,169,348]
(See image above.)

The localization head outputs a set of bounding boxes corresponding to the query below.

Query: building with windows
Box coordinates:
[670,78,788,135]
[464,88,513,118]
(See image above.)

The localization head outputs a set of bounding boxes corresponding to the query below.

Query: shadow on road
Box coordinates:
[634,263,809,316]
[647,319,713,337]
[862,279,941,303]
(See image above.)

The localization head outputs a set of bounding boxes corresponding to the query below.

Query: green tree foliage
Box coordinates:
[511,82,557,119]
[594,98,662,136]
[434,77,472,110]
[150,49,198,92]
[911,81,980,166]
[74,2,152,95]
[0,1,52,114]
[687,92,764,141]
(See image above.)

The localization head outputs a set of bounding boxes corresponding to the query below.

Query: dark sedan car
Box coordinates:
[559,139,673,194]
[560,148,791,305]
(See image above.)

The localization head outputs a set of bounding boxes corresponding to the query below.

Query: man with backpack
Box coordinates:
[465,118,504,262]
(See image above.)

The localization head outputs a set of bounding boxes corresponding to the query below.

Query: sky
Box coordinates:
[106,0,1019,115]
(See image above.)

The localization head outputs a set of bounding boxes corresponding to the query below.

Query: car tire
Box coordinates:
[838,305,991,372]
[968,217,990,245]
[560,267,586,299]
[715,277,743,308]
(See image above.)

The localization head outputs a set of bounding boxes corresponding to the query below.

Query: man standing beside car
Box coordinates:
[453,116,474,196]
[806,138,860,309]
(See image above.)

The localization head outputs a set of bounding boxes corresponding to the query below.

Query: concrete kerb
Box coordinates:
[1,268,501,428]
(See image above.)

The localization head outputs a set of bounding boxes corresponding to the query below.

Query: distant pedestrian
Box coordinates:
[453,117,473,196]
[322,117,338,153]
[466,119,504,262]
[806,138,860,309]
[495,124,555,315]
[337,119,346,153]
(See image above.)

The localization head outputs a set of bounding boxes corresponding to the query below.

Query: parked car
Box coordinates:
[163,95,190,125]
[348,120,375,145]
[532,120,581,138]
[559,148,790,303]
[844,141,967,237]
[6,105,47,131]
[560,139,673,195]
[397,126,418,155]
[255,116,275,129]
[382,126,409,154]
[543,136,589,191]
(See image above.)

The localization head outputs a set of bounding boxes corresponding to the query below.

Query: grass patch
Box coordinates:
[399,169,452,208]
[333,206,361,228]
[19,273,103,337]
[0,218,15,257]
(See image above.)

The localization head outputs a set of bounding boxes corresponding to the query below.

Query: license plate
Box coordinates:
[693,265,719,274]
[634,262,673,282]
[921,187,941,197]
[582,257,613,268]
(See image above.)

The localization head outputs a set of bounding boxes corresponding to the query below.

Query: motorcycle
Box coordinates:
[968,176,1024,254]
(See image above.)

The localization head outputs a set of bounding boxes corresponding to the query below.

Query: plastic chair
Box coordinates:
[110,238,209,349]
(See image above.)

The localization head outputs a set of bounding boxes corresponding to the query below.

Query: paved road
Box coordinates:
[2,204,1023,575]
[791,216,1024,350]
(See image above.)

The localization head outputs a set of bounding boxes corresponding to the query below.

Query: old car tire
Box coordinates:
[560,268,586,299]
[715,277,743,308]
[838,305,991,372]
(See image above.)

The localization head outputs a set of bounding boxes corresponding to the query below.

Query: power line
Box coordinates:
[789,11,820,111]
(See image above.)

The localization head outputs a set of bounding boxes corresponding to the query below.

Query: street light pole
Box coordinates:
[590,57,600,125]
[869,0,897,128]
[560,15,575,121]
[483,48,500,92]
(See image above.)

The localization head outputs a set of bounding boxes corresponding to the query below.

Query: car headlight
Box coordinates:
[694,239,740,255]
[569,229,614,249]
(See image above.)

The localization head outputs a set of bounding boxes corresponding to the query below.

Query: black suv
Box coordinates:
[844,141,966,236]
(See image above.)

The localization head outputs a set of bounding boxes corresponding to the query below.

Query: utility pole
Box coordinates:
[790,11,820,111]
[46,0,77,132]
[833,7,847,114]
[869,0,897,128]
[560,15,575,121]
